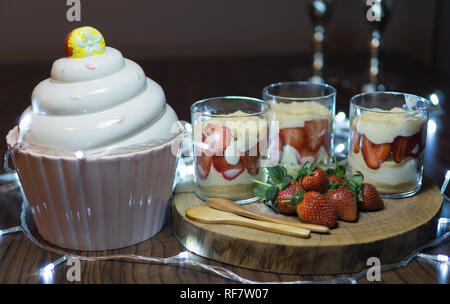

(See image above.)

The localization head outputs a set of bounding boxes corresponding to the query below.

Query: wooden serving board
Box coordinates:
[171,176,443,274]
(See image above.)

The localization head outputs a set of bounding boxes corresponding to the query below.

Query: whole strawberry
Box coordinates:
[275,181,304,214]
[326,154,348,186]
[297,191,337,228]
[359,183,384,211]
[326,187,357,222]
[253,166,304,215]
[297,162,329,194]
[328,175,347,185]
[348,171,384,211]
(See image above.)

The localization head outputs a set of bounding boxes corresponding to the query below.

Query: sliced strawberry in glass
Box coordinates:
[196,155,212,180]
[240,154,260,175]
[361,135,391,169]
[203,122,232,156]
[212,156,245,180]
[298,147,318,165]
[418,123,426,153]
[392,133,420,163]
[352,129,361,153]
[322,130,331,155]
[305,119,328,152]
[279,127,307,154]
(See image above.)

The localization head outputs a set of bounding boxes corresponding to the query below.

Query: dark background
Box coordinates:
[0,0,441,64]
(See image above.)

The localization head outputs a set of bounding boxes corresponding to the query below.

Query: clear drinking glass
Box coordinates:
[191,96,270,204]
[348,91,431,198]
[263,81,336,167]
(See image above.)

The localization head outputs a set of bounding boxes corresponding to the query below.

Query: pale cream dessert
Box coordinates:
[348,107,426,193]
[269,101,333,166]
[193,111,267,200]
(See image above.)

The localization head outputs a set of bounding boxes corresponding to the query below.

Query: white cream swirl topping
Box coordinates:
[19,47,178,153]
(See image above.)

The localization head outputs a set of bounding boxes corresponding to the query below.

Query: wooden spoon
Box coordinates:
[207,197,329,234]
[186,206,311,239]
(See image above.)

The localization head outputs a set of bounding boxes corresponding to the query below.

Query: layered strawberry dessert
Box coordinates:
[194,111,267,201]
[348,107,426,194]
[269,101,333,166]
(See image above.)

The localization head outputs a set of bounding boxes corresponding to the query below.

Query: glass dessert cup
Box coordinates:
[348,91,431,198]
[191,96,270,204]
[263,81,336,167]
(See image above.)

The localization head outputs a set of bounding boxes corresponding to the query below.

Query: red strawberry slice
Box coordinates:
[203,122,232,156]
[195,155,212,180]
[240,155,260,175]
[417,123,426,154]
[298,148,318,165]
[352,129,361,153]
[361,135,391,169]
[305,119,328,152]
[279,127,307,154]
[212,156,245,180]
[323,130,331,154]
[392,133,420,164]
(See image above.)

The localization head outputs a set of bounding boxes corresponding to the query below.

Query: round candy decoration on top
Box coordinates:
[65,26,106,58]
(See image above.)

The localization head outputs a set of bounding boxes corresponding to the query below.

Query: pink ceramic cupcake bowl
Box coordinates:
[6,126,183,251]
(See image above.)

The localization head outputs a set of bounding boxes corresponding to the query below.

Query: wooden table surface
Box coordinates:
[0,52,449,284]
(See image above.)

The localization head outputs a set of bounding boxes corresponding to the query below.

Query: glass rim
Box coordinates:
[190,96,270,118]
[350,91,432,114]
[263,81,336,101]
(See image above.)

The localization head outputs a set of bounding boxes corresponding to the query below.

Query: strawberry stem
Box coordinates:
[251,179,272,187]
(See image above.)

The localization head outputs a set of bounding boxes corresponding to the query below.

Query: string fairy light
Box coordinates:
[0,164,449,283]
[418,253,449,264]
[441,170,450,194]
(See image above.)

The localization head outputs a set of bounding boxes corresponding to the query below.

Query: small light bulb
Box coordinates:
[429,93,439,106]
[177,251,190,260]
[437,254,449,263]
[428,119,437,134]
[74,150,84,159]
[335,144,345,153]
[336,112,346,122]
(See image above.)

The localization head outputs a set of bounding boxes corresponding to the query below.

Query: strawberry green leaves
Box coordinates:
[348,171,364,202]
[326,154,347,179]
[252,165,304,214]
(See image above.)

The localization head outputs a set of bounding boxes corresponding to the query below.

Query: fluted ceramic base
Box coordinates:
[7,127,182,251]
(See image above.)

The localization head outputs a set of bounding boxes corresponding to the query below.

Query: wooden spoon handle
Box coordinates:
[239,210,329,233]
[207,198,329,234]
[186,207,311,239]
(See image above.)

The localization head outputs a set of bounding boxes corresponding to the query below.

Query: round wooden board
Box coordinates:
[171,176,443,274]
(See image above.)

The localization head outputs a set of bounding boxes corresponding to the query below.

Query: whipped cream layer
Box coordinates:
[269,101,333,129]
[19,47,178,153]
[356,107,425,144]
[193,110,268,164]
[348,151,419,186]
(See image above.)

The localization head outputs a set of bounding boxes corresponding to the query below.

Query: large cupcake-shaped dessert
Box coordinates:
[6,26,182,250]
